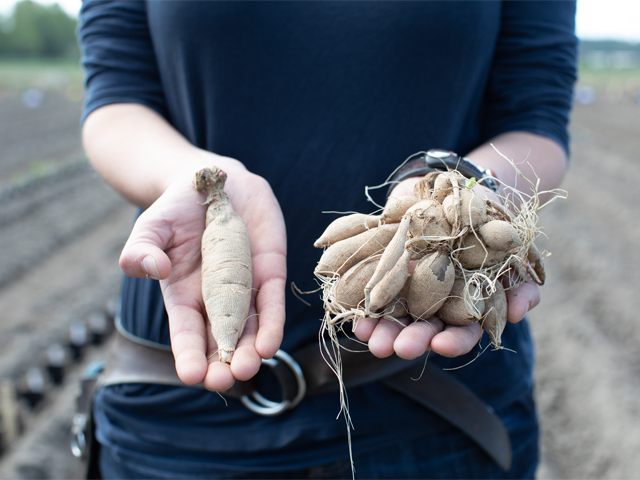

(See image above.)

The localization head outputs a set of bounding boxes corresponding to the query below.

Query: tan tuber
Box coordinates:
[194,167,252,364]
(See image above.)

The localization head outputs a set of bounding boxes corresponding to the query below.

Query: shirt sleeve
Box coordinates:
[481,0,578,154]
[77,0,167,123]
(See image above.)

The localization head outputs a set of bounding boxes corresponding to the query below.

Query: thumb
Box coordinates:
[119,215,173,280]
[505,278,540,323]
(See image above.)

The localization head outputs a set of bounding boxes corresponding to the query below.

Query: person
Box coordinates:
[77,1,577,478]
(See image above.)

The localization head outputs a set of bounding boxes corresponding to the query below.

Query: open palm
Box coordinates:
[354,176,539,360]
[119,170,287,391]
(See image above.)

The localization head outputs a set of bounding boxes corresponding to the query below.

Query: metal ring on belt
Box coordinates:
[239,349,307,416]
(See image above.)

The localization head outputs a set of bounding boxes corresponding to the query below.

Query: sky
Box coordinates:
[0,0,639,44]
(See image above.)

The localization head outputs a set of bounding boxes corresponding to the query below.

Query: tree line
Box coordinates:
[580,40,640,55]
[1,2,639,62]
[0,0,78,59]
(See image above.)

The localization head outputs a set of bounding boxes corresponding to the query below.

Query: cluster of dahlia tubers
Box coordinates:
[314,169,547,349]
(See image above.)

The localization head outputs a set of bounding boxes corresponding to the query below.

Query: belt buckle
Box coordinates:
[240,350,307,416]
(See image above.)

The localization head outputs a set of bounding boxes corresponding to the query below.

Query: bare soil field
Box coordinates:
[0,89,638,478]
[531,99,640,479]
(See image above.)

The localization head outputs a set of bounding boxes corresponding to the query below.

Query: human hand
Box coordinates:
[119,162,286,391]
[353,176,540,360]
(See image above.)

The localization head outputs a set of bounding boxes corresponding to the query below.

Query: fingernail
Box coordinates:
[142,255,161,280]
[523,302,530,319]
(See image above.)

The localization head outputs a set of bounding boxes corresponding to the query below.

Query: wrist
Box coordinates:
[387,150,500,199]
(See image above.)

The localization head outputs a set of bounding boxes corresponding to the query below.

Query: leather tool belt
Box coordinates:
[73,327,512,475]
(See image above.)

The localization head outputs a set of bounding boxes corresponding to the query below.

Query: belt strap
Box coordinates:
[101,331,511,471]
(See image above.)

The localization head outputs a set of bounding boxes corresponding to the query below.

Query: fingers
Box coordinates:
[179,308,262,391]
[169,305,261,390]
[202,250,286,388]
[357,314,482,360]
[505,278,540,323]
[229,314,262,382]
[203,363,235,392]
[240,179,287,360]
[353,316,378,342]
[367,317,411,358]
[252,253,287,359]
[207,290,279,388]
[430,322,483,358]
[167,304,210,385]
[393,317,443,359]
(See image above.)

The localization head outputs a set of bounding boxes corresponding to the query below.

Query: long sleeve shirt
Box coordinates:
[79,0,577,472]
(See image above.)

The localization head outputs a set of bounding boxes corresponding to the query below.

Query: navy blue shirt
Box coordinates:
[79,0,576,471]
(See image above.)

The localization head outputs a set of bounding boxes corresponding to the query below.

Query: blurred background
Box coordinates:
[0,0,638,478]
